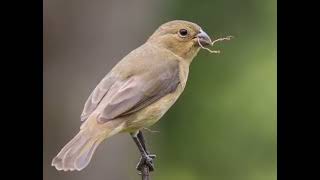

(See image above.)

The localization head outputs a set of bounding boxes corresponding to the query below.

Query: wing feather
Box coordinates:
[80,74,116,121]
[98,60,180,122]
[80,44,181,123]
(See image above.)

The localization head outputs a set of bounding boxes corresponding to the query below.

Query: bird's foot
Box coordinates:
[136,154,156,172]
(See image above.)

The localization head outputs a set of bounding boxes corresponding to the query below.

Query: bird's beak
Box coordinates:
[196,29,212,46]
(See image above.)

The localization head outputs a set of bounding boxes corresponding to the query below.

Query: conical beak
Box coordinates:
[197,29,212,46]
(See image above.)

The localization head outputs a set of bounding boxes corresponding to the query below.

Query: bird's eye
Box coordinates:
[178,29,188,37]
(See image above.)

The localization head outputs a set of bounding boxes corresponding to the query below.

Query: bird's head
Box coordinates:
[147,20,212,61]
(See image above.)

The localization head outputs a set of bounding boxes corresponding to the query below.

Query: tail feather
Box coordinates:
[52,113,126,171]
[51,130,105,171]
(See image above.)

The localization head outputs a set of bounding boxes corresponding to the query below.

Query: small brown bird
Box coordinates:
[52,20,230,171]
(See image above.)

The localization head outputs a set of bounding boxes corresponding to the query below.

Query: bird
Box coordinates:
[52,20,227,171]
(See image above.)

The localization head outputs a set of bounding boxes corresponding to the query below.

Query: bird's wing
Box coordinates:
[80,49,180,122]
[98,59,180,122]
[80,73,117,121]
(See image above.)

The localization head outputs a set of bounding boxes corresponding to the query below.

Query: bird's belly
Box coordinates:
[123,85,184,132]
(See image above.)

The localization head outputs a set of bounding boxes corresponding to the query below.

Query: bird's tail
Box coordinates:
[51,128,106,171]
[52,112,126,171]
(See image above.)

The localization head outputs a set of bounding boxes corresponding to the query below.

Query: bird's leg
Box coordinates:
[137,130,148,152]
[137,131,156,170]
[131,131,156,172]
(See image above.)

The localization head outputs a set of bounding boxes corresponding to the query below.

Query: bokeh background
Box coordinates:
[43,0,276,180]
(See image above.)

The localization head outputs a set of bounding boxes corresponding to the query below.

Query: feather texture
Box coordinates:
[81,44,180,123]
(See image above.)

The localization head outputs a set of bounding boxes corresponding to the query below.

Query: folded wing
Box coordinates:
[81,57,180,123]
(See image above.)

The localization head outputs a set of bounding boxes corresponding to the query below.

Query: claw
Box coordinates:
[136,154,156,172]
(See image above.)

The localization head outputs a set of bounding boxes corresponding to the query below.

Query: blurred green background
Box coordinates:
[44,0,276,180]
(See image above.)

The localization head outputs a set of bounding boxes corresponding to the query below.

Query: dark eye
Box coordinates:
[179,29,188,37]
